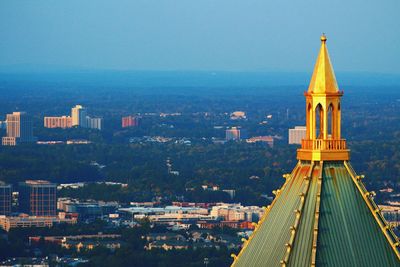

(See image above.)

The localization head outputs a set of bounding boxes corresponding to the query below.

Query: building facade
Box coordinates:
[0,183,12,216]
[288,126,306,145]
[86,117,102,130]
[19,180,57,217]
[44,116,72,129]
[226,127,242,141]
[71,105,87,127]
[122,116,140,128]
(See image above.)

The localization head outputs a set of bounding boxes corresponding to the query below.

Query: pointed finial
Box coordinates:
[321,33,327,43]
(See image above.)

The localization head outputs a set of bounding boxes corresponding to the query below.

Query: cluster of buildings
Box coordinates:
[224,127,274,147]
[128,136,184,144]
[0,105,104,146]
[1,257,88,267]
[118,202,264,231]
[44,111,142,130]
[1,179,266,239]
[29,233,123,252]
[145,230,242,251]
[44,105,103,130]
[0,180,76,231]
[27,229,242,254]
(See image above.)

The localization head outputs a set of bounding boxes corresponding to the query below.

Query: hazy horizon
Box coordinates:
[1,70,400,89]
[1,1,400,74]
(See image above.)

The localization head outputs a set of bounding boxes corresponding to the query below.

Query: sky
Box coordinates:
[0,1,399,74]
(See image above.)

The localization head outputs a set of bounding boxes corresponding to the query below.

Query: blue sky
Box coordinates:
[0,1,399,73]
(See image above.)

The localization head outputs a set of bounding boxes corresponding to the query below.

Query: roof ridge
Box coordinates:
[231,162,302,265]
[311,162,323,266]
[281,162,316,266]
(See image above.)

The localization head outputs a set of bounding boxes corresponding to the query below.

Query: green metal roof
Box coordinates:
[232,161,400,267]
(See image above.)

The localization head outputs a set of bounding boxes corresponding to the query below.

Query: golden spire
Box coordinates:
[297,35,349,161]
[308,34,339,94]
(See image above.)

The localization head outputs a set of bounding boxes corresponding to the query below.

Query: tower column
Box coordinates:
[323,107,328,140]
[337,105,341,139]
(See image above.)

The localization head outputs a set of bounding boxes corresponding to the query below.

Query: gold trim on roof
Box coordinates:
[311,162,323,266]
[281,162,316,266]
[344,161,400,260]
[231,162,302,266]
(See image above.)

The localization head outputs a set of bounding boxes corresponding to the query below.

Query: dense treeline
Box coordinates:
[1,137,399,205]
[0,142,295,205]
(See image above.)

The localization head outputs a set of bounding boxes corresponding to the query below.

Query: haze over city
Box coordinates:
[0,1,399,267]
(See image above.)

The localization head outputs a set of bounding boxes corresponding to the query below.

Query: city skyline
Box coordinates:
[0,2,399,266]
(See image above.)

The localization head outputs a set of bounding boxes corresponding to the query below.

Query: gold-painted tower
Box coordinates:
[231,35,400,267]
[297,35,349,162]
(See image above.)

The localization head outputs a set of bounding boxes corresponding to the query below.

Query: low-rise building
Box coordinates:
[44,116,72,128]
[246,136,274,147]
[57,198,119,220]
[66,139,91,145]
[118,205,211,223]
[122,116,140,128]
[146,233,186,242]
[0,215,77,232]
[230,111,246,120]
[146,240,189,251]
[210,203,264,222]
[380,204,400,227]
[62,240,122,252]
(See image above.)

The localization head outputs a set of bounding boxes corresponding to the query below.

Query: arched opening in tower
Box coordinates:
[315,103,323,139]
[328,103,334,139]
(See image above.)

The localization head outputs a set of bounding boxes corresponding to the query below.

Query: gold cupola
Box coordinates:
[297,34,350,161]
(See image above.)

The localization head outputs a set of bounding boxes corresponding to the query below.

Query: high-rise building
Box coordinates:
[0,183,12,216]
[2,112,35,146]
[86,117,103,130]
[44,116,72,129]
[288,126,306,144]
[231,36,400,266]
[71,105,87,128]
[226,127,241,141]
[19,180,57,217]
[122,116,140,128]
